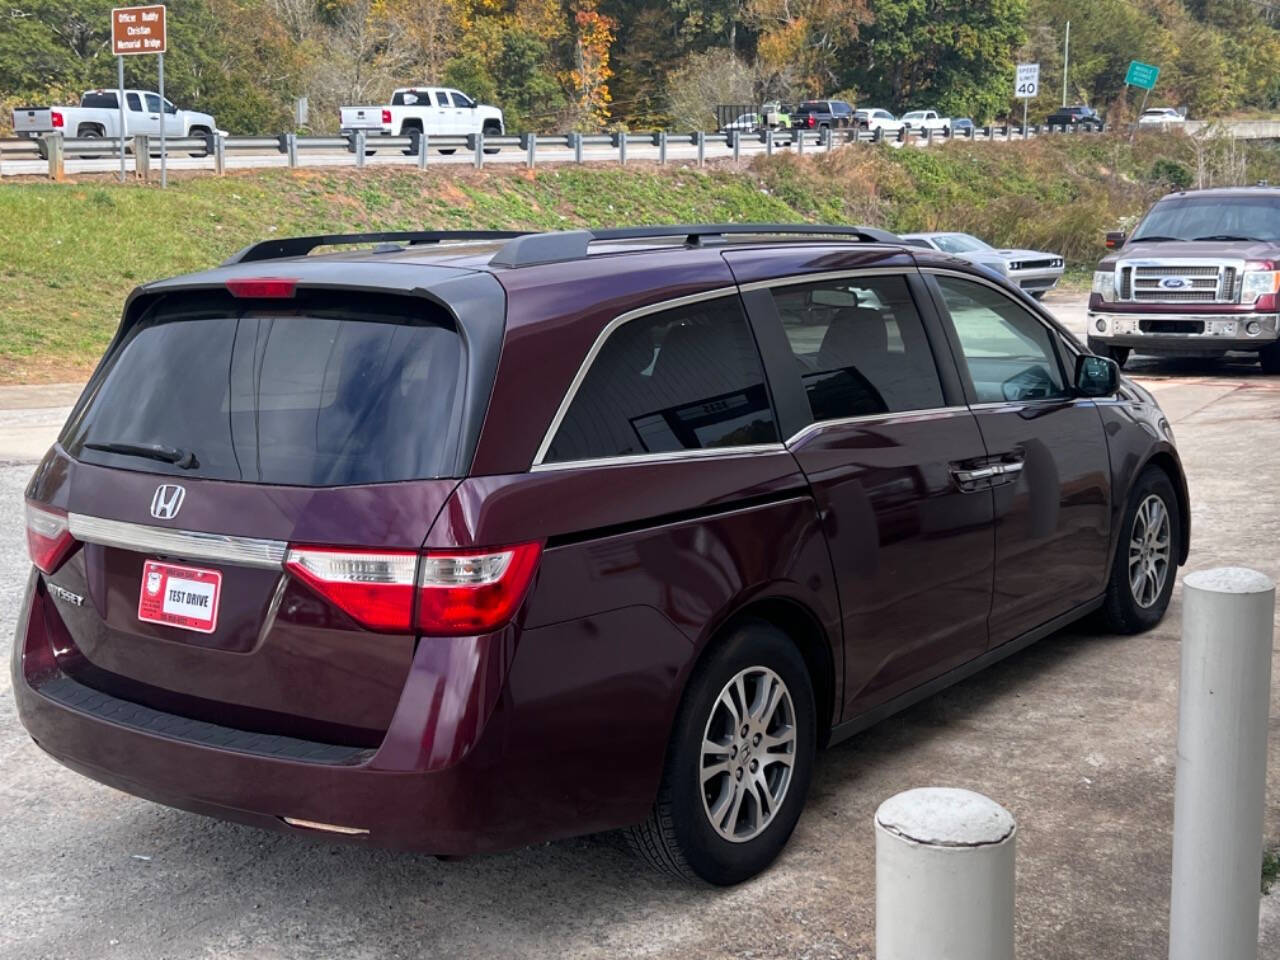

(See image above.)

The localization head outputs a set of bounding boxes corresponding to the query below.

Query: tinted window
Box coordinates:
[65,293,465,486]
[144,93,162,113]
[82,92,118,109]
[435,91,449,106]
[546,297,778,463]
[1132,194,1280,244]
[450,92,473,108]
[832,102,852,114]
[770,275,944,420]
[126,93,142,111]
[934,276,1069,404]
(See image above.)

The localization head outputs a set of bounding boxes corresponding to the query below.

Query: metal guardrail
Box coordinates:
[1,122,1122,180]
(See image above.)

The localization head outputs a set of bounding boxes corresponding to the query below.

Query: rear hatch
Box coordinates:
[29,279,499,747]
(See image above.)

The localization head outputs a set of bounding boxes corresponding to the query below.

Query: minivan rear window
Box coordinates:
[64,292,464,486]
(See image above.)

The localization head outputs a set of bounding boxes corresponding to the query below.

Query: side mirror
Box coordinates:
[1105,231,1126,249]
[1075,354,1119,397]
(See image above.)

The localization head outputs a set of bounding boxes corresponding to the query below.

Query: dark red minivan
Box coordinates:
[14,225,1189,884]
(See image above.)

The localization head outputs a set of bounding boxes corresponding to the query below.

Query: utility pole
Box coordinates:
[1062,21,1070,107]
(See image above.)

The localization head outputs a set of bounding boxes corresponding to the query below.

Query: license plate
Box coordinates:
[137,560,222,634]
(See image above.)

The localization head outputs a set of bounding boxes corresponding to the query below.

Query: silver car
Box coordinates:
[900,232,1065,298]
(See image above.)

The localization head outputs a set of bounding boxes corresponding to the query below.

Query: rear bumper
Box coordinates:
[12,573,672,855]
[1087,310,1280,354]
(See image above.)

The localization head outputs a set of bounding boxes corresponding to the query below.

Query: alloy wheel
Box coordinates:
[700,666,797,843]
[1129,493,1172,608]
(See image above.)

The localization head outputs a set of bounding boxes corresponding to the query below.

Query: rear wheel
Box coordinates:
[483,123,502,154]
[1100,466,1180,633]
[626,620,816,885]
[77,125,103,160]
[399,123,422,156]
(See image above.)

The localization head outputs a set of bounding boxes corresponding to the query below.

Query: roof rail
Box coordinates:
[223,230,532,265]
[488,223,901,269]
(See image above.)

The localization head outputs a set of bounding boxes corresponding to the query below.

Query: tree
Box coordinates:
[665,48,757,130]
[748,0,870,97]
[845,0,1028,120]
[563,0,616,128]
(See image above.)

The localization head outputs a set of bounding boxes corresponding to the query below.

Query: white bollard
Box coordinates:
[876,787,1016,960]
[1169,567,1276,960]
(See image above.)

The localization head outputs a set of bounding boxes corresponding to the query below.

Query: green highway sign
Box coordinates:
[1125,60,1159,90]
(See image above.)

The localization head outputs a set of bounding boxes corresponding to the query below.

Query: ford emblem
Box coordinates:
[1159,276,1191,289]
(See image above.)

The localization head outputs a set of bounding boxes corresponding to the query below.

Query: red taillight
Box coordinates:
[25,501,75,574]
[226,277,298,299]
[284,542,542,636]
[416,543,542,636]
[285,548,418,632]
[51,111,64,129]
[381,109,392,124]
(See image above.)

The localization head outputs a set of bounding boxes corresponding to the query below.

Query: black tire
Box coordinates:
[437,148,456,155]
[1100,466,1181,634]
[77,126,103,160]
[399,123,422,156]
[1087,338,1130,368]
[626,619,817,885]
[188,126,212,158]
[1260,343,1280,374]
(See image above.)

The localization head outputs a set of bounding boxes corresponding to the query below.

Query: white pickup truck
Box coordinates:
[900,109,952,133]
[339,87,504,148]
[12,89,221,144]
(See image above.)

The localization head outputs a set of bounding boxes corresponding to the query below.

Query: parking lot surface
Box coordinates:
[2,295,1279,959]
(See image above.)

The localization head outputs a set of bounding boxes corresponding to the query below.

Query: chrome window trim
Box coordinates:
[530,286,756,467]
[530,443,788,473]
[784,405,971,447]
[67,514,287,569]
[736,266,916,293]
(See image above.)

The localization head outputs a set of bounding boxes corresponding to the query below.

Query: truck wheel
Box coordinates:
[1099,466,1180,634]
[625,619,817,885]
[1261,343,1280,374]
[1087,338,1130,368]
[482,124,502,154]
[399,124,422,156]
[437,148,456,155]
[188,127,211,158]
[77,126,103,160]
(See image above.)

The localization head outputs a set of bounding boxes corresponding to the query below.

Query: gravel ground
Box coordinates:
[3,297,1279,959]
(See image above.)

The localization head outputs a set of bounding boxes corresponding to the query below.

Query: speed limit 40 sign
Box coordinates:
[1015,63,1040,99]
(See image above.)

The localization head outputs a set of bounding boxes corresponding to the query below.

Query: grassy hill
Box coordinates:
[2,132,1277,383]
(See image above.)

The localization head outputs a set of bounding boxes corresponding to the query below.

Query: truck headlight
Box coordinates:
[1092,270,1116,301]
[1240,268,1280,304]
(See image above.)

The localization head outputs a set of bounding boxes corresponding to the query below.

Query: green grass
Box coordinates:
[2,133,1278,383]
[1264,846,1280,895]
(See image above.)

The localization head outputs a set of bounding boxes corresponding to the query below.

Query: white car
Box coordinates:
[855,108,904,134]
[900,232,1065,298]
[340,86,504,147]
[1138,107,1186,127]
[900,110,951,133]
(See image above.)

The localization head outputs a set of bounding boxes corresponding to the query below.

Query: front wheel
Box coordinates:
[1100,466,1181,634]
[626,620,817,885]
[1087,338,1130,368]
[1260,343,1280,374]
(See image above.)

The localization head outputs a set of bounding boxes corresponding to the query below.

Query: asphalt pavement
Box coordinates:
[2,294,1279,959]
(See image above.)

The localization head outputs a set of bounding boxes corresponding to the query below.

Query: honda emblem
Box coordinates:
[150,484,185,521]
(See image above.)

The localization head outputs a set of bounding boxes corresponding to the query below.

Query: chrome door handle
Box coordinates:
[951,461,1024,486]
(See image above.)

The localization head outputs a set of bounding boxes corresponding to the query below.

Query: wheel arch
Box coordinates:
[694,593,839,749]
[1140,449,1191,564]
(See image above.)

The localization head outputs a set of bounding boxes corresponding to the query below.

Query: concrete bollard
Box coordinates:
[1169,567,1276,960]
[876,787,1016,960]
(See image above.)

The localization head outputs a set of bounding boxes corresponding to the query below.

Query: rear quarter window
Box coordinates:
[544,296,779,463]
[82,92,118,109]
[64,292,466,486]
